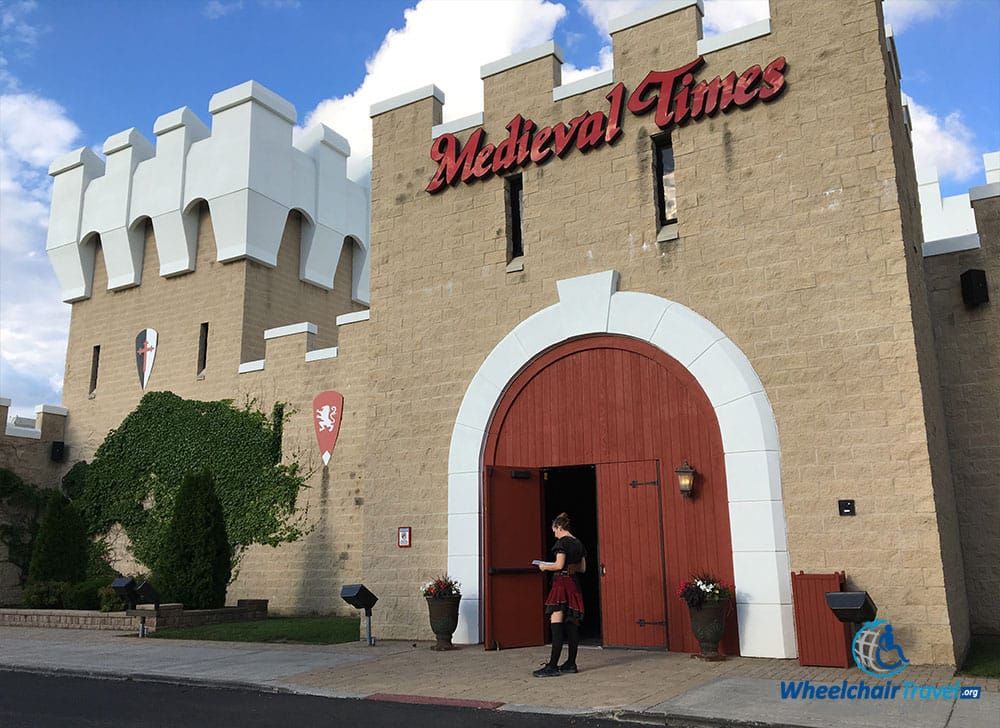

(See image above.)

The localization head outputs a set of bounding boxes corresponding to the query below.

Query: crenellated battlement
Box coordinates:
[369,0,778,128]
[46,81,371,305]
[920,152,1000,256]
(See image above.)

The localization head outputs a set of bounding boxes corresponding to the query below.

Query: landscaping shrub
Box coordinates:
[22,581,69,609]
[98,584,127,612]
[155,470,231,609]
[62,578,106,610]
[27,496,89,584]
[0,468,51,590]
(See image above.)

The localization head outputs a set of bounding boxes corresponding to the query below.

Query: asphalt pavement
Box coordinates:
[0,626,996,727]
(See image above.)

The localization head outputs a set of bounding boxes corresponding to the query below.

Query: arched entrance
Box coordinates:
[483,335,738,654]
[447,270,795,659]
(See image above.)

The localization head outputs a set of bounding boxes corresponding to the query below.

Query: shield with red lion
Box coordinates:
[313,391,344,466]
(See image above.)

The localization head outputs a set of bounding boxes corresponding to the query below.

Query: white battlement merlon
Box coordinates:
[47,148,106,302]
[134,107,210,277]
[46,80,371,303]
[919,152,999,257]
[77,128,156,290]
[983,151,1000,185]
[186,81,298,266]
[294,125,349,288]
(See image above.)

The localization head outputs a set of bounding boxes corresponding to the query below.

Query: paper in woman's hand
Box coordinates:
[532,560,555,566]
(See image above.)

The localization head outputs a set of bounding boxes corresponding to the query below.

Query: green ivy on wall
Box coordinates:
[71,391,308,579]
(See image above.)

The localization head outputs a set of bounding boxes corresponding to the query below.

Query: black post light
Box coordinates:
[340,584,378,646]
[111,577,162,637]
[134,581,161,610]
[825,591,877,624]
[826,590,877,657]
[675,460,696,497]
[111,577,138,609]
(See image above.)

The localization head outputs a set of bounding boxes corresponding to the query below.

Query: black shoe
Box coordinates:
[532,665,561,678]
[558,662,578,673]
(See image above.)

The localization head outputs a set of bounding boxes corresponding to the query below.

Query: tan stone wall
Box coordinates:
[0,413,69,493]
[62,206,251,454]
[924,194,1000,636]
[59,202,371,617]
[226,318,371,616]
[879,13,970,662]
[363,0,967,661]
[241,211,365,362]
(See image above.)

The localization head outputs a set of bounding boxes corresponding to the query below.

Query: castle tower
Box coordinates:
[47,81,370,454]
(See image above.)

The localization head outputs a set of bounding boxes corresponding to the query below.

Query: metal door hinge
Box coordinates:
[636,618,667,627]
[629,479,659,488]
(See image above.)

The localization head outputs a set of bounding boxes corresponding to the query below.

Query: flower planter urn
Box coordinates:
[688,599,729,660]
[426,594,461,651]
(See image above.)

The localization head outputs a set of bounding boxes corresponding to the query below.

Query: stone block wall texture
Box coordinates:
[46,0,986,663]
[924,194,1000,635]
[364,0,965,663]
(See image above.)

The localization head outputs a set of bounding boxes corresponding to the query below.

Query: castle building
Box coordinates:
[4,0,997,664]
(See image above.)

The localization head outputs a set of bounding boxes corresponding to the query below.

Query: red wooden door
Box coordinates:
[484,335,738,654]
[484,466,546,649]
[596,460,668,648]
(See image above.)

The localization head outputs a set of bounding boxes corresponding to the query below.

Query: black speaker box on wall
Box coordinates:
[50,441,66,462]
[960,269,989,307]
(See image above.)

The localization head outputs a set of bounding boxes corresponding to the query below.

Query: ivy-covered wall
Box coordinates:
[68,391,308,582]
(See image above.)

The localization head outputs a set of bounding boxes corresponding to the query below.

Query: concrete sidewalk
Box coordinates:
[0,626,996,727]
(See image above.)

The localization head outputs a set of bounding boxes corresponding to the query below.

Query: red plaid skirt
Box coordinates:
[544,574,584,624]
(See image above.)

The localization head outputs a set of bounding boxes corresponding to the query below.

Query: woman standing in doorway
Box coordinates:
[533,512,587,677]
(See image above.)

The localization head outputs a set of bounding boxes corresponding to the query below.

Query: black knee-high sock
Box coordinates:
[547,623,565,667]
[565,621,579,666]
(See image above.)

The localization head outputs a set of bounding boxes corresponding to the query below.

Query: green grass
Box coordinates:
[148,615,361,644]
[960,635,1000,679]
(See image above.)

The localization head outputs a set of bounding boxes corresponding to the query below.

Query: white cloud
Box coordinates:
[0,0,45,52]
[904,93,979,183]
[578,0,654,34]
[203,0,244,20]
[578,0,769,37]
[301,0,566,181]
[882,0,945,33]
[702,0,769,34]
[0,92,79,417]
[561,44,614,85]
[0,0,48,93]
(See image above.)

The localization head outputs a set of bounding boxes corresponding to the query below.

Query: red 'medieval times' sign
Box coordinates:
[427,56,787,194]
[313,391,344,466]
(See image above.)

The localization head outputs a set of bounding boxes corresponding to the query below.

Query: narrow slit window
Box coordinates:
[505,174,524,263]
[654,136,677,227]
[197,322,209,375]
[89,345,100,395]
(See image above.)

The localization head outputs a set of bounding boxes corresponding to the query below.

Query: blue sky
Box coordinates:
[1,0,999,420]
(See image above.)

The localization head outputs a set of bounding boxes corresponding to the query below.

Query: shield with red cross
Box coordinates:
[135,329,158,389]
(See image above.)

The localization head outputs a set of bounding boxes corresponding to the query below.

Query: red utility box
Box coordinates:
[790,571,852,667]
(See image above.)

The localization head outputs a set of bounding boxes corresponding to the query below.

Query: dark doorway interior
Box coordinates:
[542,465,601,642]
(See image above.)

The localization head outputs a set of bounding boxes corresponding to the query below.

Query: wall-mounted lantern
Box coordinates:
[675,460,696,497]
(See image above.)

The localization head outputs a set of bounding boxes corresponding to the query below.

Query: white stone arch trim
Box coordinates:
[447,270,795,659]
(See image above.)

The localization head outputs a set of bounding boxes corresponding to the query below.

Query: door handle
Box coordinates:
[600,563,606,576]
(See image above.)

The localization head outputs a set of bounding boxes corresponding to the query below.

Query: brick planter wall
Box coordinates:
[0,599,268,632]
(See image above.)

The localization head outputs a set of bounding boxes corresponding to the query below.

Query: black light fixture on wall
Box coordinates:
[675,460,696,497]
